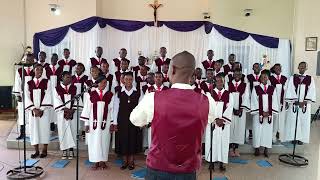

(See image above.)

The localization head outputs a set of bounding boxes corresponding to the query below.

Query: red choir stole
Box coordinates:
[55,84,77,110]
[200,81,215,93]
[211,89,231,129]
[201,60,215,70]
[154,57,171,72]
[254,85,276,124]
[90,57,107,67]
[223,64,232,75]
[18,67,35,78]
[269,75,287,110]
[228,81,249,116]
[90,90,113,130]
[247,74,260,91]
[26,78,51,110]
[45,65,62,79]
[58,59,77,73]
[113,58,130,72]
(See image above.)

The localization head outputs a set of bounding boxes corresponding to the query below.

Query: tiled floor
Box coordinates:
[0,119,320,180]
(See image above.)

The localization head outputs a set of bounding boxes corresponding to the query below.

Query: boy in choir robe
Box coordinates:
[200,68,215,93]
[25,65,52,158]
[226,62,245,84]
[58,48,77,74]
[214,59,225,77]
[112,48,130,74]
[81,75,114,170]
[112,72,142,170]
[46,53,62,132]
[227,68,250,157]
[85,66,101,90]
[13,54,35,140]
[194,67,203,86]
[190,75,202,93]
[90,46,108,68]
[162,61,170,87]
[135,65,148,91]
[132,56,150,77]
[38,51,50,68]
[100,61,114,92]
[72,63,89,95]
[151,47,171,72]
[201,49,215,74]
[205,73,233,171]
[285,62,316,145]
[223,54,236,75]
[142,72,155,95]
[54,71,78,159]
[250,70,279,157]
[246,63,262,140]
[269,64,288,142]
[114,59,131,88]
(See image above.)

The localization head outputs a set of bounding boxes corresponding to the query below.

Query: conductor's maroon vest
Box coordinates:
[147,88,209,173]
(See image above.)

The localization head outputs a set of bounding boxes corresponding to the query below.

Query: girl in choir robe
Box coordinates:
[135,65,148,92]
[161,61,170,87]
[132,56,150,78]
[141,72,155,95]
[269,64,288,142]
[90,46,108,68]
[151,47,171,72]
[54,71,78,159]
[81,75,114,170]
[250,70,279,157]
[72,63,88,95]
[12,55,35,140]
[112,72,142,170]
[201,50,215,75]
[213,59,225,77]
[285,62,316,145]
[112,48,130,74]
[46,53,62,131]
[58,48,77,75]
[100,61,114,92]
[246,63,262,140]
[25,65,52,158]
[200,68,215,94]
[226,68,250,157]
[223,54,236,75]
[205,73,233,171]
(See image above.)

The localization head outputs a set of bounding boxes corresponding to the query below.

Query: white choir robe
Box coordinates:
[54,87,77,151]
[250,84,279,148]
[285,75,316,143]
[80,89,114,162]
[205,90,234,163]
[272,75,288,142]
[13,68,33,126]
[49,75,58,124]
[229,84,250,145]
[25,79,52,145]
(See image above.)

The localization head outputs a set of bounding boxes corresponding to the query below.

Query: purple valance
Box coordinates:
[33,16,280,58]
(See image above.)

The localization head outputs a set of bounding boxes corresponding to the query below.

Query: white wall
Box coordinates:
[0,0,25,86]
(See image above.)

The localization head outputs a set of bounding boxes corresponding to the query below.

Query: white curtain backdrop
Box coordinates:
[40,24,291,76]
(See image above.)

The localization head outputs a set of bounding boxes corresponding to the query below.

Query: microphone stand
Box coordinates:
[61,85,94,180]
[7,62,44,179]
[209,123,213,180]
[279,76,308,167]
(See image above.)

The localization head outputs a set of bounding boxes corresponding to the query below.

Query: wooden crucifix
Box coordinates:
[149,0,163,26]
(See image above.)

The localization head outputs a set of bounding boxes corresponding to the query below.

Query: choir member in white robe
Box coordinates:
[250,70,279,157]
[226,68,250,157]
[201,50,215,78]
[205,74,233,171]
[132,56,150,79]
[269,64,288,142]
[112,48,130,74]
[246,63,262,140]
[54,71,78,159]
[113,59,132,93]
[90,47,108,68]
[285,62,316,144]
[100,61,114,92]
[12,55,35,139]
[81,75,114,170]
[37,51,49,79]
[213,59,225,77]
[200,68,215,94]
[223,54,236,75]
[151,47,171,73]
[25,65,52,158]
[141,72,155,96]
[135,65,148,93]
[161,62,170,87]
[57,48,77,75]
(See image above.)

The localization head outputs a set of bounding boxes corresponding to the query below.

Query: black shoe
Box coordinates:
[120,163,128,170]
[209,163,214,170]
[254,148,260,156]
[264,148,269,158]
[16,125,25,140]
[31,152,40,159]
[249,130,253,139]
[297,141,303,145]
[68,150,74,160]
[50,123,56,131]
[219,163,226,172]
[16,134,25,140]
[128,163,135,170]
[62,150,68,159]
[40,153,47,158]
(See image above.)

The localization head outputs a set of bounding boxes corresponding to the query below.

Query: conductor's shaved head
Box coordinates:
[168,51,196,84]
